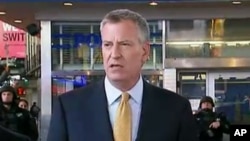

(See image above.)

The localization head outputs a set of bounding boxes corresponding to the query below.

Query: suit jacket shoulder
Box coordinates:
[57,80,102,108]
[136,82,199,141]
[48,79,113,141]
[145,83,190,110]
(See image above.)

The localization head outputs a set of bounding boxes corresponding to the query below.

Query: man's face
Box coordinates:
[1,91,13,103]
[201,102,213,110]
[101,20,150,82]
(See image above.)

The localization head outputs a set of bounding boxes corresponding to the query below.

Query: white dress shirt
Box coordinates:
[105,76,143,141]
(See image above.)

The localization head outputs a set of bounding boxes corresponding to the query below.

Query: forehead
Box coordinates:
[202,102,212,105]
[101,20,139,37]
[102,19,137,29]
[1,91,13,95]
[19,101,27,104]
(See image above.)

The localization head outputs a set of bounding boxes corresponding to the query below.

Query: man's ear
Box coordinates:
[142,41,150,63]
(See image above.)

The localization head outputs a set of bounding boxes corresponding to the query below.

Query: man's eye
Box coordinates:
[122,43,130,46]
[103,43,111,47]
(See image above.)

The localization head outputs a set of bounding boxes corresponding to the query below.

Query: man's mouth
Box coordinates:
[110,64,123,68]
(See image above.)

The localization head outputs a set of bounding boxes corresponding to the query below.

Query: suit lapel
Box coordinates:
[82,79,114,141]
[136,81,177,141]
[136,81,154,141]
[137,80,171,141]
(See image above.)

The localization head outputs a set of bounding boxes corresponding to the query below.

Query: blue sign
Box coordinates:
[51,32,162,49]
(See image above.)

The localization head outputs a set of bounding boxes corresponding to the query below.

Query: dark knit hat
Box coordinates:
[199,96,215,108]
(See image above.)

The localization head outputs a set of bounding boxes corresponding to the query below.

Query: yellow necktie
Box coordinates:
[113,92,132,141]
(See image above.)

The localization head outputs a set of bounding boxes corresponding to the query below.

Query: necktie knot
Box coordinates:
[121,92,130,102]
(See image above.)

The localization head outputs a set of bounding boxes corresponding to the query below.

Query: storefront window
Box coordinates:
[51,20,163,71]
[178,72,207,110]
[51,22,101,70]
[166,18,250,58]
[146,21,162,69]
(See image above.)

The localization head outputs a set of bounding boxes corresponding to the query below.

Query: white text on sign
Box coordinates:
[234,129,247,136]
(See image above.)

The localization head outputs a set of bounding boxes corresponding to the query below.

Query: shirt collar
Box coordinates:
[105,75,143,105]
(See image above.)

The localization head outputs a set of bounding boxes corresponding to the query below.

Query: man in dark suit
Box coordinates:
[47,9,199,141]
[0,125,31,141]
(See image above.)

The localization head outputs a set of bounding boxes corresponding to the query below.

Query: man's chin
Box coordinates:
[107,74,126,82]
[2,102,12,105]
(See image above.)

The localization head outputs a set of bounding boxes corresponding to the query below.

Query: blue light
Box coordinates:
[73,75,87,87]
[53,76,88,87]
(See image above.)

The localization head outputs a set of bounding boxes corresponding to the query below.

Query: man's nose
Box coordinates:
[111,45,121,58]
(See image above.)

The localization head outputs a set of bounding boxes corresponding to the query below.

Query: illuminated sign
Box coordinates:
[17,87,26,96]
[51,32,162,49]
[0,21,26,58]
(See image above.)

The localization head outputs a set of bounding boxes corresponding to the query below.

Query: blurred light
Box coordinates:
[86,71,90,75]
[14,20,22,23]
[232,1,242,5]
[63,2,73,6]
[0,11,6,15]
[149,1,158,6]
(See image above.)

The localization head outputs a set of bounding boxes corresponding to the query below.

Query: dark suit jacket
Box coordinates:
[47,79,199,141]
[0,125,31,141]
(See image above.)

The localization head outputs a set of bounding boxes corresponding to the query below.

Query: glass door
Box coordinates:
[209,72,250,124]
[178,71,208,111]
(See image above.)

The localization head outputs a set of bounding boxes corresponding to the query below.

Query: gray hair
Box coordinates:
[100,9,150,43]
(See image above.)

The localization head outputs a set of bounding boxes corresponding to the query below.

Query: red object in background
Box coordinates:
[0,21,26,58]
[17,87,26,96]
